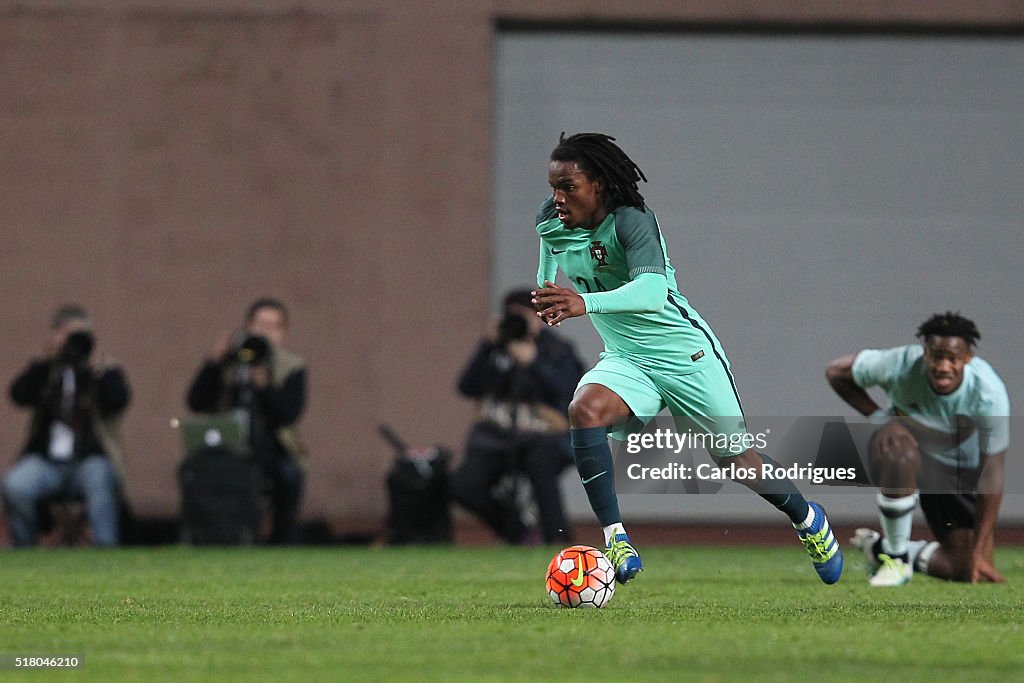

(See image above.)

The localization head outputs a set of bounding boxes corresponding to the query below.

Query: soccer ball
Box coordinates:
[545,545,616,608]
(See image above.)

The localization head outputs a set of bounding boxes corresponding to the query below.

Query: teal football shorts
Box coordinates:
[578,351,749,457]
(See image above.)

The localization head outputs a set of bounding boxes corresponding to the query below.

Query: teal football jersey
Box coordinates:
[535,196,727,377]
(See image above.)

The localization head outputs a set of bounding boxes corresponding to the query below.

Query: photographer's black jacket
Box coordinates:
[457,330,583,414]
[186,350,307,460]
[9,359,130,459]
[187,362,305,430]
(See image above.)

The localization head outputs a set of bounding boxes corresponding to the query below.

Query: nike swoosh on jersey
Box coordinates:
[551,248,566,254]
[581,471,607,485]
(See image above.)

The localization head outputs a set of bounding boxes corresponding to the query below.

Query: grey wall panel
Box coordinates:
[494,33,1024,522]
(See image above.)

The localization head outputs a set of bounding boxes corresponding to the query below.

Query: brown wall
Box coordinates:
[1,1,1021,531]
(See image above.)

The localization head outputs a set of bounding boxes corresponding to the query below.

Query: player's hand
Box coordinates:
[877,425,919,455]
[968,552,1005,583]
[531,281,585,327]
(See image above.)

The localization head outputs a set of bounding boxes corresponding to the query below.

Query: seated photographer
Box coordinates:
[186,298,307,544]
[452,289,584,545]
[2,304,130,547]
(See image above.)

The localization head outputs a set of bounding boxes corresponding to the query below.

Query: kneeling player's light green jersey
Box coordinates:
[853,344,1010,468]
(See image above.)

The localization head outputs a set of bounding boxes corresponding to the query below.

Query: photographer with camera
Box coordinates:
[186,298,307,544]
[2,304,130,547]
[452,289,584,545]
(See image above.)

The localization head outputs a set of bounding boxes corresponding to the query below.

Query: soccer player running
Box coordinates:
[827,312,1010,586]
[531,132,843,586]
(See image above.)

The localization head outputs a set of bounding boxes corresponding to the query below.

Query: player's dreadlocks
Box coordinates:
[551,132,648,211]
[916,311,981,347]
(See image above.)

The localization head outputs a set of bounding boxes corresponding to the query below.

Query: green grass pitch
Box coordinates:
[1,545,1022,681]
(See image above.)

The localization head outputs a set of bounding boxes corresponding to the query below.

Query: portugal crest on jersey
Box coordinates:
[589,241,609,268]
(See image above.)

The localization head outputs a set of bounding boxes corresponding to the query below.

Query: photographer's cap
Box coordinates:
[50,304,92,330]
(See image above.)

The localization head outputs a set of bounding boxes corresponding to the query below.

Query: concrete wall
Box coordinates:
[1,1,1021,532]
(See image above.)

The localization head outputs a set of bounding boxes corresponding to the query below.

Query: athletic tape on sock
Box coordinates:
[877,492,918,557]
[915,541,940,574]
[877,491,919,517]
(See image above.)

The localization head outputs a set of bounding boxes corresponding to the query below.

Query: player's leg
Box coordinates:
[569,383,632,529]
[860,422,921,585]
[915,527,973,581]
[660,364,842,584]
[569,357,664,583]
[716,444,844,584]
[735,445,844,585]
[570,384,642,583]
[707,447,812,525]
[915,525,1004,583]
[915,464,999,582]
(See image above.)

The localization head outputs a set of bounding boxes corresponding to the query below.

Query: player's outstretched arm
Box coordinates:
[576,272,666,315]
[826,354,881,416]
[532,273,667,326]
[971,451,1006,583]
[537,242,558,288]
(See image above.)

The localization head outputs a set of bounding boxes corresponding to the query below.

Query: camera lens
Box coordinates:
[236,334,271,364]
[59,331,94,365]
[498,313,529,343]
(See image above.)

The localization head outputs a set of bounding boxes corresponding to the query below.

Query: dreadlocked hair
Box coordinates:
[916,311,981,347]
[551,132,648,211]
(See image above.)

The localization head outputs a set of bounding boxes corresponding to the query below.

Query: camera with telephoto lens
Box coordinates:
[232,333,271,366]
[497,311,530,345]
[58,330,95,367]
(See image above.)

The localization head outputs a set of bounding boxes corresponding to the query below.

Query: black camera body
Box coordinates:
[58,330,95,367]
[232,333,271,366]
[497,312,530,345]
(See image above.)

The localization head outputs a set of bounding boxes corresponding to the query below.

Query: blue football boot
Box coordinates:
[604,530,643,585]
[795,502,844,585]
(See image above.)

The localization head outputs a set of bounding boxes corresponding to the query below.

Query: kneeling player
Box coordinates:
[826,312,1009,585]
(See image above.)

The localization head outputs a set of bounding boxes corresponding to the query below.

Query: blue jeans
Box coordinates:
[2,454,121,547]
